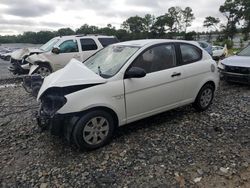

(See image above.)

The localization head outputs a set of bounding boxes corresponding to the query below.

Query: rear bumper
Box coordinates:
[219,69,250,84]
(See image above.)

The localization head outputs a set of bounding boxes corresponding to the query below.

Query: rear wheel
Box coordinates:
[34,64,52,77]
[73,110,115,150]
[193,83,215,111]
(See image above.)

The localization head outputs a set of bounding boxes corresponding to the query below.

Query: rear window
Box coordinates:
[98,38,119,47]
[80,38,98,51]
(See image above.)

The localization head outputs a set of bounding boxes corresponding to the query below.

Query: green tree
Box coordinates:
[219,0,242,40]
[168,6,183,33]
[121,15,146,33]
[76,24,99,34]
[143,14,155,33]
[203,16,220,31]
[182,7,195,32]
[57,28,75,36]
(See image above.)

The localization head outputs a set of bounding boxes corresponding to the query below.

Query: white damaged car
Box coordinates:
[218,45,250,84]
[37,39,219,150]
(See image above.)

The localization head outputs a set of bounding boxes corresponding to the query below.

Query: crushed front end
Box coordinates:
[8,58,29,75]
[37,88,67,136]
[23,74,44,96]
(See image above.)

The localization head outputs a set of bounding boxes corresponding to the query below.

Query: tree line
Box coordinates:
[0,0,249,46]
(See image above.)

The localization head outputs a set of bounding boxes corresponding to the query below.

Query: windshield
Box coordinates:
[238,45,250,56]
[84,45,140,78]
[40,38,60,51]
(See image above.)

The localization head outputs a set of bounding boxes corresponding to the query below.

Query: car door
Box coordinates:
[79,38,100,62]
[124,43,184,123]
[177,43,209,103]
[48,39,80,70]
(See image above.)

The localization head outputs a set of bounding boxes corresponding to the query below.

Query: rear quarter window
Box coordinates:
[80,38,98,51]
[180,44,202,64]
[98,38,119,47]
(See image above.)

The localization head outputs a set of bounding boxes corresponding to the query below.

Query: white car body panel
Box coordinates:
[124,66,184,123]
[221,55,250,68]
[38,39,219,126]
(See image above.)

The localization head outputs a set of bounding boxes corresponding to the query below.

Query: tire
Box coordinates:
[33,64,52,77]
[193,83,215,112]
[73,110,115,150]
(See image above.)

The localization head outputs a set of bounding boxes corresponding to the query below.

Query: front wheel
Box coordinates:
[73,110,115,150]
[33,64,52,77]
[193,83,215,112]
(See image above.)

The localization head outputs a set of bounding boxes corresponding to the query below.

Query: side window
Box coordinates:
[131,44,176,73]
[180,44,202,64]
[98,38,119,47]
[80,38,98,51]
[59,40,78,53]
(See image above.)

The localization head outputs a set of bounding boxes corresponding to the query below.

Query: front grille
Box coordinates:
[225,75,249,83]
[225,65,250,75]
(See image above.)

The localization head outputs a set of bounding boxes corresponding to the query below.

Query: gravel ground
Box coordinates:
[0,79,249,187]
[0,59,14,80]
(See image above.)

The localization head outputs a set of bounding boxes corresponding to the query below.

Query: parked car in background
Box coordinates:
[36,39,219,150]
[0,47,18,61]
[218,45,250,84]
[212,45,228,60]
[8,37,60,75]
[1,52,12,61]
[198,41,213,56]
[27,35,119,77]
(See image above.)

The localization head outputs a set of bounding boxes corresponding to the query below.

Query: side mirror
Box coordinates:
[125,67,146,79]
[52,47,60,54]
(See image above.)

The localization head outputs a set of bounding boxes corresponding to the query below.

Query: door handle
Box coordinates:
[171,72,181,77]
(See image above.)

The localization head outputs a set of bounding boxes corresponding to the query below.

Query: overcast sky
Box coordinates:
[0,0,226,35]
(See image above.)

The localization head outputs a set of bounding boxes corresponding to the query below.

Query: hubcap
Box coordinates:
[200,88,213,108]
[83,117,109,145]
[36,67,51,77]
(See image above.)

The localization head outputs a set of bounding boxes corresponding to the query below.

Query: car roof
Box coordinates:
[55,35,115,39]
[115,39,200,47]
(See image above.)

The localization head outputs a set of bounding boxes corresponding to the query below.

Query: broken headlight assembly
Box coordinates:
[40,88,67,117]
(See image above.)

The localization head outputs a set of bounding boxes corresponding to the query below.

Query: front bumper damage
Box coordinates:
[219,69,250,84]
[36,90,77,141]
[36,108,79,142]
[8,58,29,75]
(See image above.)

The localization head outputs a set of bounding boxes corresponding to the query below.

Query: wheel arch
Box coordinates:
[35,61,53,71]
[195,80,216,100]
[64,106,119,143]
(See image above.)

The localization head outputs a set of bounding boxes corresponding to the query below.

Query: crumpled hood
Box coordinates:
[37,59,107,99]
[11,47,43,60]
[26,53,48,64]
[221,55,250,68]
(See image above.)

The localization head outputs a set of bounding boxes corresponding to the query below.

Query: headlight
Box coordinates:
[40,91,67,117]
[217,61,225,70]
